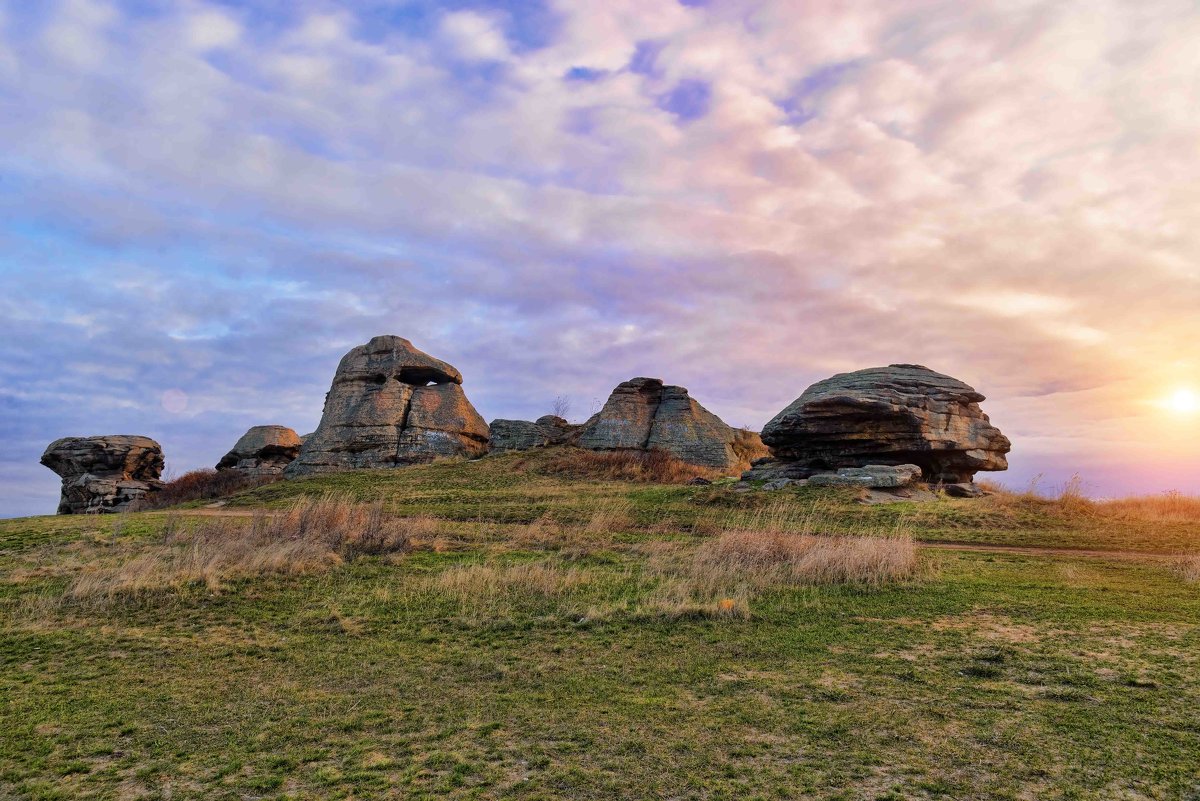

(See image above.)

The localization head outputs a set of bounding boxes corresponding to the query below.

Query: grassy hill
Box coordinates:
[2,449,1198,799]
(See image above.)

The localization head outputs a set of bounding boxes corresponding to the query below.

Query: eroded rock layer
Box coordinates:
[489,415,578,453]
[576,377,756,471]
[760,364,1009,483]
[216,426,302,475]
[285,336,489,477]
[41,435,165,514]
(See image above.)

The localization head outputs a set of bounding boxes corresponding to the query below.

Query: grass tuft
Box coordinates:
[66,495,416,601]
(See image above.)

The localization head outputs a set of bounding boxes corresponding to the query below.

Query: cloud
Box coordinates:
[1,0,1199,514]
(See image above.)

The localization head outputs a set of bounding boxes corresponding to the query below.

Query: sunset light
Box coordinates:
[1164,388,1200,416]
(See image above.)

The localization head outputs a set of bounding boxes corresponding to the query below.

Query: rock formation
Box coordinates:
[489,415,578,453]
[755,364,1009,484]
[575,377,758,471]
[216,425,302,476]
[285,336,490,476]
[40,435,165,514]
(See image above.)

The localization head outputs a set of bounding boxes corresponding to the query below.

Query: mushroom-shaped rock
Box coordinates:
[576,378,757,471]
[216,426,302,476]
[760,364,1010,484]
[284,336,489,476]
[40,435,165,514]
[489,415,578,453]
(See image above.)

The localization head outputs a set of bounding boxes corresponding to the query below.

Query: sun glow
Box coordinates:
[1164,388,1200,415]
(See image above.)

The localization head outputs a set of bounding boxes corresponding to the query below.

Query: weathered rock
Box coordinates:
[740,457,818,483]
[489,415,578,453]
[40,435,165,514]
[761,365,1010,484]
[944,482,987,498]
[216,425,302,476]
[285,336,490,476]
[686,477,713,486]
[807,464,922,489]
[576,378,757,471]
[762,478,803,491]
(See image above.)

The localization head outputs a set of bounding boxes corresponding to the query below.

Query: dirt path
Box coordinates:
[165,507,1178,562]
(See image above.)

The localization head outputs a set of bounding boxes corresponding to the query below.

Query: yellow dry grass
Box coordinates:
[67,496,426,601]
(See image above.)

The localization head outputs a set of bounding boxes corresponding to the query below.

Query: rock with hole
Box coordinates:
[285,336,489,476]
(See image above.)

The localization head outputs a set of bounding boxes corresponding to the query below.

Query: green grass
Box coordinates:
[2,455,1199,799]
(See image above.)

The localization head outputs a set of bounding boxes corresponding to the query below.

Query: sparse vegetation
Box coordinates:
[3,457,1200,799]
[519,446,723,483]
[141,468,280,510]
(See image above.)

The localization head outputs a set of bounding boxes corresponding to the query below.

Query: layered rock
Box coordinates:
[759,364,1010,484]
[489,415,578,453]
[576,377,756,471]
[216,426,302,476]
[285,336,489,476]
[40,435,165,514]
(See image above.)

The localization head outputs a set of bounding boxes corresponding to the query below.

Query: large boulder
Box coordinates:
[489,415,578,453]
[576,378,758,471]
[759,364,1009,484]
[216,425,302,476]
[40,435,165,514]
[285,336,489,476]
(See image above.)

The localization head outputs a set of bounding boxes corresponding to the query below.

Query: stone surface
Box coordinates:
[576,377,756,471]
[761,364,1010,483]
[739,457,815,483]
[489,415,578,453]
[40,435,165,514]
[944,482,987,498]
[807,464,923,489]
[216,425,302,475]
[859,487,938,505]
[285,336,490,476]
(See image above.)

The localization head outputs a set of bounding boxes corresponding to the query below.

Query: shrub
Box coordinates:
[141,469,280,510]
[1172,553,1200,583]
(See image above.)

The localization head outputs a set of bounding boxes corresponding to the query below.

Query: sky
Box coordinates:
[2,0,1199,518]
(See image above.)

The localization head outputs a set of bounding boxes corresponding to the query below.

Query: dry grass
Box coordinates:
[729,427,771,473]
[1171,553,1200,583]
[141,468,280,510]
[691,529,919,590]
[526,447,723,483]
[67,496,419,601]
[979,477,1200,523]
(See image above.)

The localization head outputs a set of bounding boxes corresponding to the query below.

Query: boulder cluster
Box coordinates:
[40,339,1011,514]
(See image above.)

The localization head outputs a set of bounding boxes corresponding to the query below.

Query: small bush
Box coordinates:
[141,469,280,510]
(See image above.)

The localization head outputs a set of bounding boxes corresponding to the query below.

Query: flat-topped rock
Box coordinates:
[760,365,1010,484]
[216,425,302,475]
[807,464,923,488]
[576,378,757,471]
[40,435,165,514]
[285,336,489,476]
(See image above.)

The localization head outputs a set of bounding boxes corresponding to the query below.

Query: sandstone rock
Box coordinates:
[944,482,987,498]
[489,415,578,453]
[40,435,165,514]
[859,487,938,505]
[686,477,713,486]
[285,336,490,476]
[761,365,1010,484]
[216,425,302,476]
[807,464,922,489]
[740,457,818,483]
[576,378,756,471]
[763,478,802,491]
